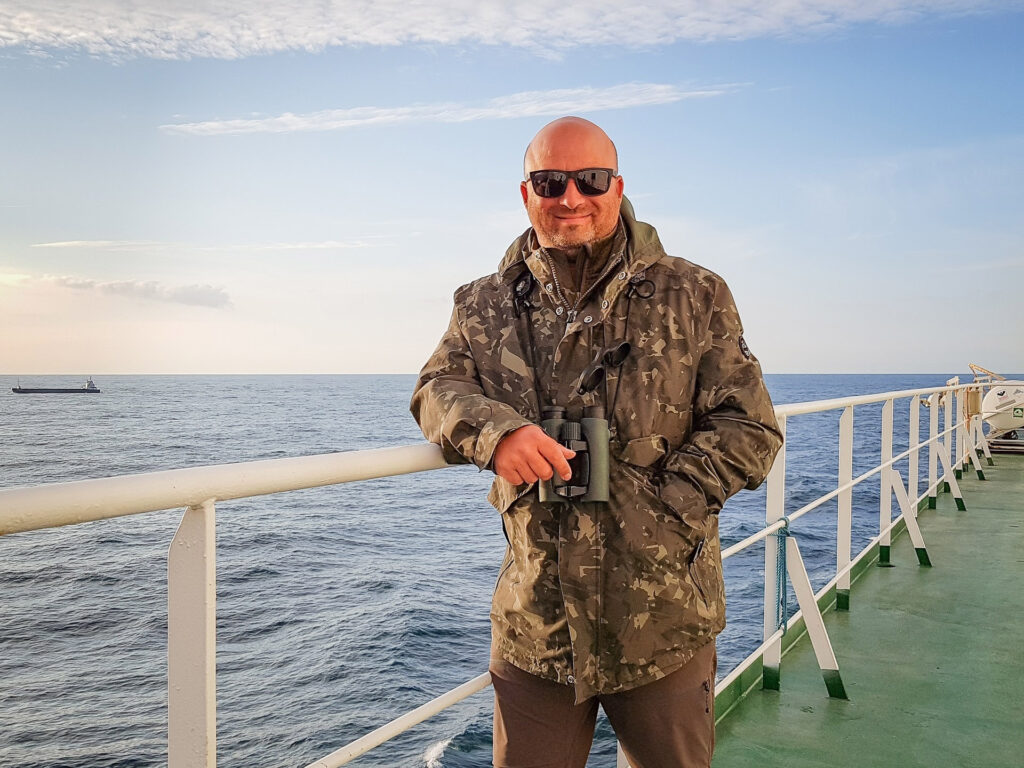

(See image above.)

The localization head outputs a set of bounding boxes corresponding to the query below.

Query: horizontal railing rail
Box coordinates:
[2,379,1020,768]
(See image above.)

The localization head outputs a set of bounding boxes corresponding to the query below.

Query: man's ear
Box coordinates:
[520,180,530,207]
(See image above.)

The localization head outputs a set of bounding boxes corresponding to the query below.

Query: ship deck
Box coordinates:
[712,453,1024,768]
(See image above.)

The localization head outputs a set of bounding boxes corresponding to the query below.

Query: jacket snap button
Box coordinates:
[567,675,576,684]
[555,306,564,316]
[546,283,553,291]
[617,271,627,280]
[601,300,609,309]
[583,315,593,324]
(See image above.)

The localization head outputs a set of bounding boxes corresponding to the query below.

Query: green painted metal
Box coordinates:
[715,658,763,726]
[835,589,850,611]
[877,545,894,567]
[942,481,950,492]
[914,547,932,567]
[822,669,848,700]
[761,665,780,691]
[955,497,967,511]
[713,455,1024,768]
[928,496,937,509]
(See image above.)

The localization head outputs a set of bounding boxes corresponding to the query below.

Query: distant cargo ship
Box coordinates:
[12,377,101,394]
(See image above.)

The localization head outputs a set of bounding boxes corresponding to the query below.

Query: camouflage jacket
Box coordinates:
[411,198,782,702]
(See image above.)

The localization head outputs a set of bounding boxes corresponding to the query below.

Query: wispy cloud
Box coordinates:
[31,239,373,251]
[45,275,232,308]
[0,1,1010,60]
[0,273,32,287]
[31,240,170,251]
[162,83,730,136]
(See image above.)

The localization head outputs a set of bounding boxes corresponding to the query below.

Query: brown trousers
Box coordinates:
[490,641,716,768]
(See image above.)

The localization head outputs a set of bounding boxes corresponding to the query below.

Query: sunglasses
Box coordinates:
[528,168,616,198]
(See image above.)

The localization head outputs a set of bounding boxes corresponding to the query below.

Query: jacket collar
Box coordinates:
[497,195,667,284]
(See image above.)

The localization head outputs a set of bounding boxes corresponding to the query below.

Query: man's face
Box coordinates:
[520,121,624,249]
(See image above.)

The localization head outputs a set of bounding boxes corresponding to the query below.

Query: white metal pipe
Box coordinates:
[908,396,920,510]
[955,388,965,470]
[0,444,448,536]
[762,414,786,687]
[928,393,939,505]
[772,382,983,418]
[305,672,492,768]
[168,499,217,768]
[782,419,965,527]
[721,519,787,560]
[880,399,894,551]
[945,387,955,474]
[837,406,853,596]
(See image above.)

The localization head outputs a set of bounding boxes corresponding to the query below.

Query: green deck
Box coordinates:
[713,454,1024,768]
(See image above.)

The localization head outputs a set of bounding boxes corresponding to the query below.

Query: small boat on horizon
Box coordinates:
[12,377,102,394]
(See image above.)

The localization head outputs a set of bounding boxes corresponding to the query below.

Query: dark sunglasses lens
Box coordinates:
[575,169,612,196]
[531,171,568,198]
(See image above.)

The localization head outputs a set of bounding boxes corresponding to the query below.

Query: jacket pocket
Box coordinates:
[494,546,516,594]
[687,538,713,606]
[658,472,711,530]
[619,434,670,468]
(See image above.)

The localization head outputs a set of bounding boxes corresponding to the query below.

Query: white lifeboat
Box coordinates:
[981,385,1024,437]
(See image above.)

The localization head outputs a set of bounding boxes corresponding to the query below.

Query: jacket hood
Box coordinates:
[497,195,667,280]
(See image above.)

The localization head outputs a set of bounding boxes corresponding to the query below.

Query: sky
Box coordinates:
[1,1,1022,375]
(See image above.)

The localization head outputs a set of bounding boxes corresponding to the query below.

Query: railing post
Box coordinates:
[944,385,955,487]
[879,399,894,567]
[762,414,787,690]
[928,394,939,507]
[974,412,994,465]
[169,499,217,768]
[955,387,965,477]
[836,406,853,610]
[908,396,920,510]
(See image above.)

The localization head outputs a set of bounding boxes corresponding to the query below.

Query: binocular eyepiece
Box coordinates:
[538,406,610,503]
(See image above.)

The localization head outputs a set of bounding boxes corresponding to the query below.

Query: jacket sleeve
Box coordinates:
[410,295,535,470]
[658,279,783,516]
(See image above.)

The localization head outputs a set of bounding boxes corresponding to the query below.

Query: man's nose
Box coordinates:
[559,178,585,207]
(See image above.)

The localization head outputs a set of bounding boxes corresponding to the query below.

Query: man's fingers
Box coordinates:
[525,452,555,482]
[518,465,539,484]
[538,440,574,481]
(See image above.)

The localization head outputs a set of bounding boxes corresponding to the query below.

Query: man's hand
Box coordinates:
[493,425,575,486]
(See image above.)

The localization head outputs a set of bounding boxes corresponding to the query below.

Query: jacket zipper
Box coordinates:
[539,250,573,324]
[539,251,624,331]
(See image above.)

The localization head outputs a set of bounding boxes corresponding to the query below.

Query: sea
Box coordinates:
[0,373,998,768]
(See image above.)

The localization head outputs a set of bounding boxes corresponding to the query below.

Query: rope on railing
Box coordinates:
[773,516,792,636]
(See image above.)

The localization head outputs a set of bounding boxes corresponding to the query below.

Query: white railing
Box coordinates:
[0,381,1018,768]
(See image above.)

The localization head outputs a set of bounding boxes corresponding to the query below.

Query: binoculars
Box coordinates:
[538,405,610,503]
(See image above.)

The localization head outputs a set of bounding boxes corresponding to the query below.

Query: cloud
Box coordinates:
[31,239,373,251]
[31,240,171,251]
[162,83,729,135]
[46,275,232,308]
[0,1,1012,60]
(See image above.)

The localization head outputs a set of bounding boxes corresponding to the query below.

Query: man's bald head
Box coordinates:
[523,117,618,178]
[519,116,624,249]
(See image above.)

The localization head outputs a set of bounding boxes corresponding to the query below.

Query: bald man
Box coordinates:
[412,117,781,768]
